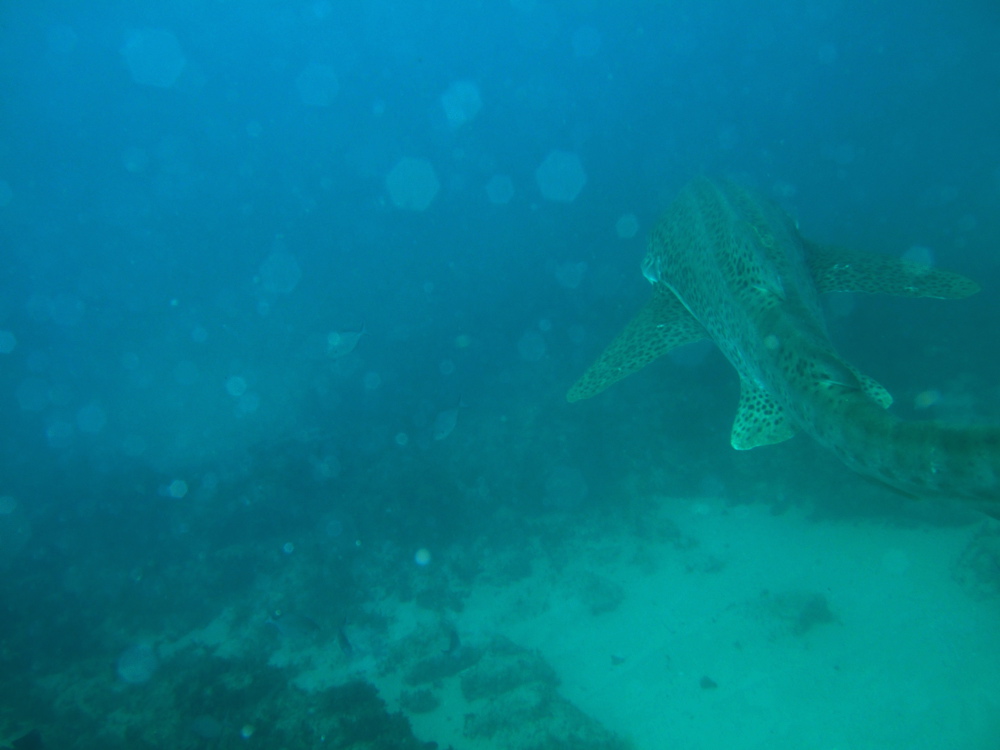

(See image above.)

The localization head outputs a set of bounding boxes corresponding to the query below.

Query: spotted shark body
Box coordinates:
[568,178,1000,502]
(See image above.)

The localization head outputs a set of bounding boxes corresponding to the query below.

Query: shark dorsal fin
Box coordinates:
[804,241,980,299]
[731,379,797,450]
[567,289,706,402]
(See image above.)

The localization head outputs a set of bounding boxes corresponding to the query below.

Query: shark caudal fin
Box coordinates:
[566,290,706,402]
[803,241,981,299]
[817,396,1000,502]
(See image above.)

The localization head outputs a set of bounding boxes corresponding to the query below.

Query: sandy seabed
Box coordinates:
[28,494,1000,750]
[385,498,1000,750]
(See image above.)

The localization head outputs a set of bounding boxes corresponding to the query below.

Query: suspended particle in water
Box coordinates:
[441,80,482,128]
[122,28,186,88]
[386,157,439,211]
[225,376,248,397]
[535,150,586,202]
[616,213,639,239]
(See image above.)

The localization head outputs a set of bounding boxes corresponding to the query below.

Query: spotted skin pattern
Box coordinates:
[804,240,981,298]
[568,178,1000,502]
[566,291,705,403]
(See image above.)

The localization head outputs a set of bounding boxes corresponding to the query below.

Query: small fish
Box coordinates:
[441,621,462,658]
[432,398,466,441]
[326,323,366,358]
[336,621,354,656]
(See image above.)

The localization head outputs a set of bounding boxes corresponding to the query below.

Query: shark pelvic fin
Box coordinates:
[803,241,980,299]
[729,360,890,451]
[846,365,893,408]
[731,378,797,450]
[566,290,706,402]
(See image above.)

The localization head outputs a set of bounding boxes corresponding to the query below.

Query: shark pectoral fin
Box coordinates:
[846,365,893,408]
[567,290,706,402]
[731,379,797,450]
[803,241,980,299]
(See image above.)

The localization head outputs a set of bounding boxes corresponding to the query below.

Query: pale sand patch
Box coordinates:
[434,501,1000,750]
[184,500,1000,750]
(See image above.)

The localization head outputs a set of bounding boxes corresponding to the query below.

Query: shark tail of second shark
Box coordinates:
[816,395,1000,503]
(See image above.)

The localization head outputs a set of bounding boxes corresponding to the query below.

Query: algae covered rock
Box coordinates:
[458,636,628,750]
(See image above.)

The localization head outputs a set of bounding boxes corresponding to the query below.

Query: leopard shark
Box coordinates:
[568,178,1000,502]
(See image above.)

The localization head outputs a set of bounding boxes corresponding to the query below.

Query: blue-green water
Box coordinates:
[1,2,999,747]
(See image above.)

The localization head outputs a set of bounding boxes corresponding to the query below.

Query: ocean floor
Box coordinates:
[389,498,1000,750]
[9,494,1000,749]
[517,502,1000,747]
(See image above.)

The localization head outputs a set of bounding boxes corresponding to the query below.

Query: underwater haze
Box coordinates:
[1,1,1000,748]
